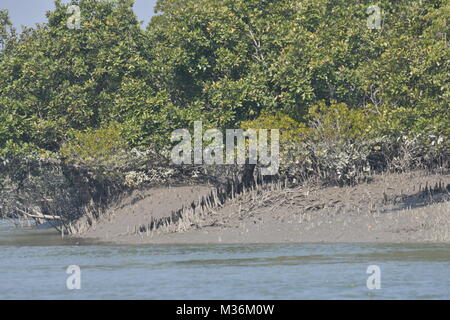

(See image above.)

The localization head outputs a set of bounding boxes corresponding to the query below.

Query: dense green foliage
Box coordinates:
[0,0,448,221]
[0,0,448,158]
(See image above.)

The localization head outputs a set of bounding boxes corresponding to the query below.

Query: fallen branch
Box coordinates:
[15,208,61,220]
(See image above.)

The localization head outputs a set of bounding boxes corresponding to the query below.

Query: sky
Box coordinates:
[1,0,158,30]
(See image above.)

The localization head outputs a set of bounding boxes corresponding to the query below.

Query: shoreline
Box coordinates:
[74,170,450,245]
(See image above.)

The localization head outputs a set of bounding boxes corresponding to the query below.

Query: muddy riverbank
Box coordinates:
[77,171,450,244]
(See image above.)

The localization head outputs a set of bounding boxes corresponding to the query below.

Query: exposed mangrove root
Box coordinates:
[133,173,286,236]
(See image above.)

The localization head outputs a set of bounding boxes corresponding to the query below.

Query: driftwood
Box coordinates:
[15,208,61,220]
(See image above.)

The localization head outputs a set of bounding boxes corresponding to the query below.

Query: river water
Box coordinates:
[0,220,449,299]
